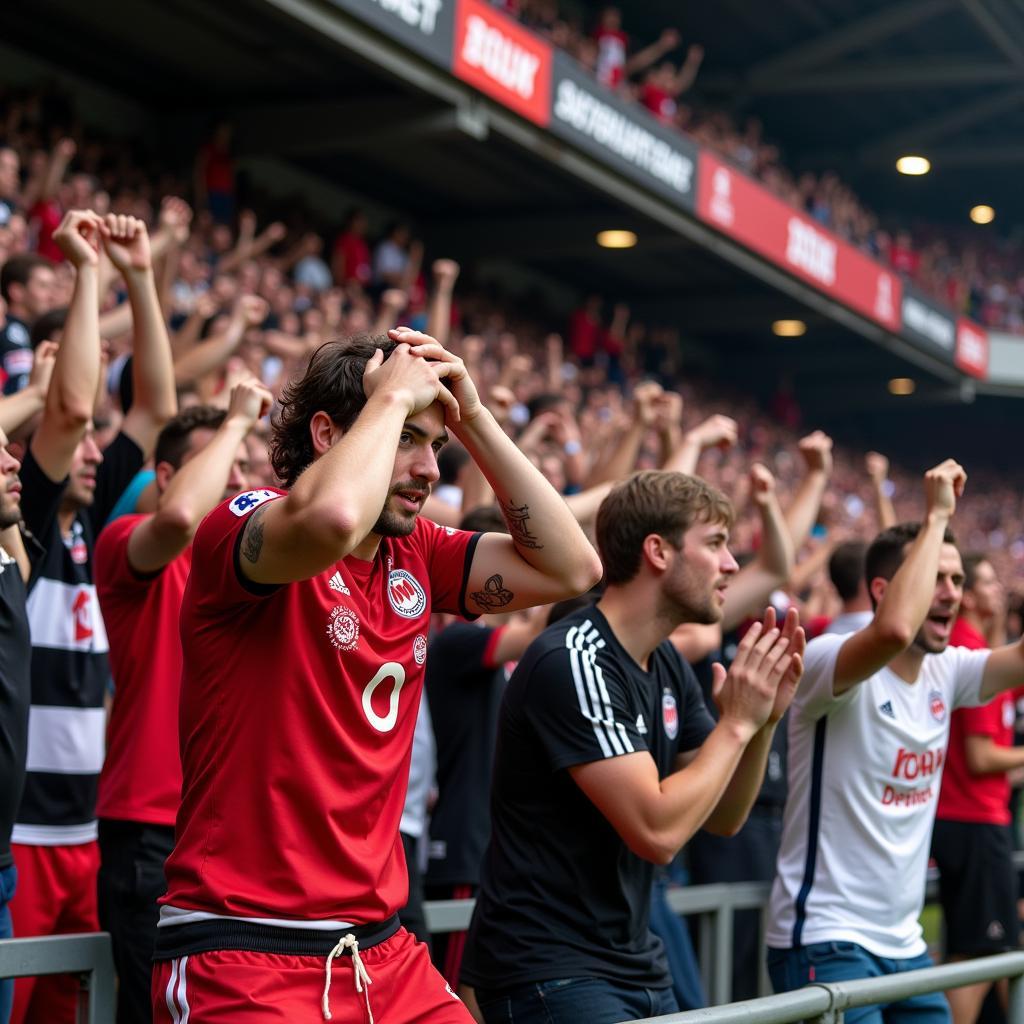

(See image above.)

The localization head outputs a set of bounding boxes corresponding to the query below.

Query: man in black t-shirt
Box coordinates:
[462,471,806,1024]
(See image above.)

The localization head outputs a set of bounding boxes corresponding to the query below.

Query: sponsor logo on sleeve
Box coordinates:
[388,569,428,618]
[228,489,280,517]
[661,691,678,740]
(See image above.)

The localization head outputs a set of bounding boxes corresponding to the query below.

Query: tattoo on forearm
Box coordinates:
[471,574,515,610]
[501,501,544,550]
[241,506,267,563]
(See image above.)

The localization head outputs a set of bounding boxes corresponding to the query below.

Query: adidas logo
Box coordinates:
[328,571,350,596]
[879,700,895,720]
[636,714,647,735]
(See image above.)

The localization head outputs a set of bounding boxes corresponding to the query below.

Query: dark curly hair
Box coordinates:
[270,334,396,487]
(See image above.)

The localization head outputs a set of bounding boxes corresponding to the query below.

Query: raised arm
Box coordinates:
[624,28,680,76]
[103,214,177,457]
[663,413,738,476]
[866,451,897,529]
[786,431,833,547]
[832,460,964,695]
[426,259,459,346]
[720,464,794,632]
[0,341,56,439]
[174,295,267,387]
[29,211,104,481]
[571,609,802,863]
[126,379,272,574]
[396,328,602,612]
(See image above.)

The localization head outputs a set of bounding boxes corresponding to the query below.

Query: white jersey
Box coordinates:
[822,610,873,635]
[767,632,989,958]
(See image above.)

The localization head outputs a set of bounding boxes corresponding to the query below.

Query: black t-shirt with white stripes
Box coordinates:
[462,604,716,992]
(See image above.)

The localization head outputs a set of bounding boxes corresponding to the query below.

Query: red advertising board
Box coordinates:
[453,0,551,126]
[696,153,902,333]
[955,319,989,378]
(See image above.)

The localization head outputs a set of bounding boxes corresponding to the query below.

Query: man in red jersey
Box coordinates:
[932,553,1018,1024]
[152,327,602,1023]
[94,378,270,1024]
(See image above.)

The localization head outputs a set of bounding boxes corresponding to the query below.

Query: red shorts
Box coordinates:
[152,926,475,1022]
[9,841,100,1024]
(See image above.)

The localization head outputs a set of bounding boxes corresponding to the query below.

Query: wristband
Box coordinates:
[564,439,582,456]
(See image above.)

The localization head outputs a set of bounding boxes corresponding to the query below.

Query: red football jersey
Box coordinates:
[161,488,479,923]
[95,514,193,827]
[937,617,1013,825]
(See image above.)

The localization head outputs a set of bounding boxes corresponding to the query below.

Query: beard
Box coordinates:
[661,567,724,626]
[911,624,949,656]
[0,501,20,530]
[371,482,428,538]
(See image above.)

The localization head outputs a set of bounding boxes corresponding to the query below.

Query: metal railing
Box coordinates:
[0,932,115,1023]
[625,952,1024,1024]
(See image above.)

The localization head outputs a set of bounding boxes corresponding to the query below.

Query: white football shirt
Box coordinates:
[767,632,989,957]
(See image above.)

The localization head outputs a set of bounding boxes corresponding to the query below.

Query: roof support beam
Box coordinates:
[749,59,1020,93]
[860,86,1024,158]
[958,0,1024,68]
[745,0,955,83]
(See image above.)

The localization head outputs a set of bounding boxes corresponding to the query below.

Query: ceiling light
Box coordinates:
[888,377,915,395]
[896,155,931,176]
[772,319,807,337]
[596,230,637,249]
[969,204,995,224]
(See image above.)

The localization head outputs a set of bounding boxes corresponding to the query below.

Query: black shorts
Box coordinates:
[931,818,1019,956]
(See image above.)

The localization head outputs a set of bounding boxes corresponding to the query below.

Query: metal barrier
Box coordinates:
[0,932,116,1023]
[625,951,1024,1024]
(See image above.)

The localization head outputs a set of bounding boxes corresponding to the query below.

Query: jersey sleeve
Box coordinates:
[187,488,286,612]
[955,697,1004,738]
[527,644,648,771]
[947,645,990,710]
[791,633,856,721]
[419,519,480,617]
[94,514,155,601]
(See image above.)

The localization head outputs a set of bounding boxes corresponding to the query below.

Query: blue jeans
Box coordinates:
[0,863,17,1024]
[767,942,950,1024]
[476,977,680,1024]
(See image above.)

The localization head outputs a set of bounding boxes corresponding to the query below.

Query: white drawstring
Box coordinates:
[322,933,374,1022]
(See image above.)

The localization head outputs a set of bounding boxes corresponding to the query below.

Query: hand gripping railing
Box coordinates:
[0,932,116,1023]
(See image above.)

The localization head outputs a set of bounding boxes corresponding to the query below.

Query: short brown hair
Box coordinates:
[271,334,396,487]
[154,405,227,469]
[596,471,734,585]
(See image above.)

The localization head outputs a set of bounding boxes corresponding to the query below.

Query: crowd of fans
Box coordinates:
[3,70,1024,1024]
[502,2,1024,333]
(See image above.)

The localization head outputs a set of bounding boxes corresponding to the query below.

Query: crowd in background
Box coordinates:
[501,1,1024,333]
[3,60,1024,1024]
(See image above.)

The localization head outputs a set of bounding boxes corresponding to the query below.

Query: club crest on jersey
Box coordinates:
[388,569,427,618]
[662,691,679,740]
[327,605,360,651]
[413,634,428,665]
[929,689,947,723]
[229,489,279,517]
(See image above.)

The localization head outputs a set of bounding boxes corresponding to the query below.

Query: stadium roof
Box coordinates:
[4,0,1023,469]
[638,0,1024,230]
